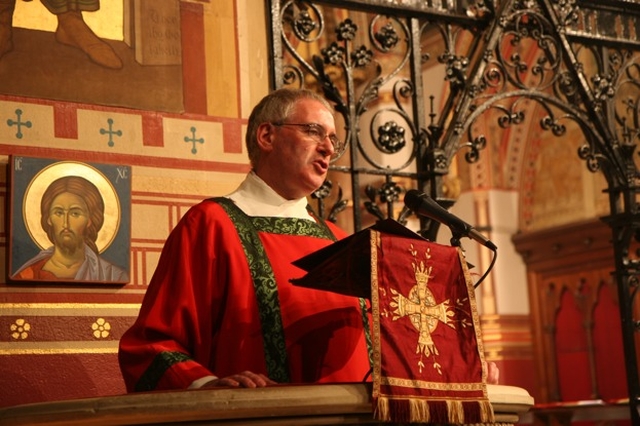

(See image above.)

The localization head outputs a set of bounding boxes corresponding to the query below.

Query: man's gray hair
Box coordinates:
[245,88,334,167]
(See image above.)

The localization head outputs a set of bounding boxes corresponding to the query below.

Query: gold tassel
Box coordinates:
[409,398,430,423]
[374,396,390,421]
[479,399,495,423]
[446,399,465,423]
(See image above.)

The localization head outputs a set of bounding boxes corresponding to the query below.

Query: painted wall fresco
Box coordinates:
[0,0,184,112]
[0,0,259,407]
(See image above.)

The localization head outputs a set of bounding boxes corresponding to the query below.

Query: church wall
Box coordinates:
[0,0,266,407]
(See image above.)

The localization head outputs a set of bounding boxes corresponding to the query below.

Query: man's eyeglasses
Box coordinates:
[272,122,346,158]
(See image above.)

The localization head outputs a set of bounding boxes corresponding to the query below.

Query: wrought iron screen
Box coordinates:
[267,0,640,421]
[268,0,495,238]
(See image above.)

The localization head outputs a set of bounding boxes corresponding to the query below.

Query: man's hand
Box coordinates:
[202,371,277,388]
[486,361,500,385]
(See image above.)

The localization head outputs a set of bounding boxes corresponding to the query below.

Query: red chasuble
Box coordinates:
[118,199,372,392]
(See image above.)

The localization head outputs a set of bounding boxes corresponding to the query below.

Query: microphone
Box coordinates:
[404,189,497,251]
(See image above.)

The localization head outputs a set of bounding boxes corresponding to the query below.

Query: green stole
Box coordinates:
[213,197,371,382]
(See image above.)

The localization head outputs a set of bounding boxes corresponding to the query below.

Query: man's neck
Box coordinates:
[226,171,311,219]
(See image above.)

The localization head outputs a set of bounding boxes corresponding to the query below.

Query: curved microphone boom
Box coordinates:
[404,189,497,251]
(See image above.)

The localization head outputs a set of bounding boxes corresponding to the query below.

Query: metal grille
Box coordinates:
[267,0,640,421]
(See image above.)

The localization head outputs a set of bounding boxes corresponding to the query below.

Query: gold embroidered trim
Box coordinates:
[381,375,487,391]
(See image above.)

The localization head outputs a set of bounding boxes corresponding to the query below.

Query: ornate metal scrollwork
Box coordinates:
[268,0,640,420]
[270,0,492,229]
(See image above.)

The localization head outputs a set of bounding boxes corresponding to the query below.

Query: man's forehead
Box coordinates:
[290,99,335,121]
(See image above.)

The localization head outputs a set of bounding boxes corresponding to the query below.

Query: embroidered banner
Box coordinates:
[370,230,494,424]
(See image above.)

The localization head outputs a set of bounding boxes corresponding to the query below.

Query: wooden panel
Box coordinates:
[512,219,628,405]
[555,289,592,401]
[593,283,627,401]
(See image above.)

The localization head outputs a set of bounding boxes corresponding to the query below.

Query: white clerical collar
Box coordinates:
[226,171,313,220]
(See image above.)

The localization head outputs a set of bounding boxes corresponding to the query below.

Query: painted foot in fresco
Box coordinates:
[55,10,122,69]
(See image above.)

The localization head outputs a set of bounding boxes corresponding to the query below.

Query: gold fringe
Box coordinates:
[409,398,430,423]
[466,423,512,426]
[375,397,496,424]
[446,399,465,423]
[479,399,496,423]
[374,396,390,422]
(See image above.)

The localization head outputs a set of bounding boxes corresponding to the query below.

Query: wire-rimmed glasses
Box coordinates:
[272,122,345,158]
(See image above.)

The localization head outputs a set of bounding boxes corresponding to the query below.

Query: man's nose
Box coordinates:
[318,135,335,157]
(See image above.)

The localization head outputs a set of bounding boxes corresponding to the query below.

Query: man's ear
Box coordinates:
[256,122,275,152]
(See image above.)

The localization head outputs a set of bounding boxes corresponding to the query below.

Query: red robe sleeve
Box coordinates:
[118,201,245,392]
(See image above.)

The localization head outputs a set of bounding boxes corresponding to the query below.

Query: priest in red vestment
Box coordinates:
[118,88,373,391]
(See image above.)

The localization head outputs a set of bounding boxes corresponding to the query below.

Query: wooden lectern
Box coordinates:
[0,383,533,425]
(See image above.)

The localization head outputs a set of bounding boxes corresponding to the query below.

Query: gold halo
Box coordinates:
[22,161,121,253]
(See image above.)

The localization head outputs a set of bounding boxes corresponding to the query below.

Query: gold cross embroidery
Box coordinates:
[389,245,455,373]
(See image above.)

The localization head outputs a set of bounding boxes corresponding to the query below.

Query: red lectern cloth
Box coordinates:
[370,230,494,424]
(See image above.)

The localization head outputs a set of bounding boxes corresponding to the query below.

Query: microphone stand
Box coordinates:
[449,231,463,249]
[450,228,497,289]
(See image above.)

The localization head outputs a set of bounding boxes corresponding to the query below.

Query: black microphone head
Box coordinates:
[404,189,469,234]
[404,189,496,250]
[404,189,425,211]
